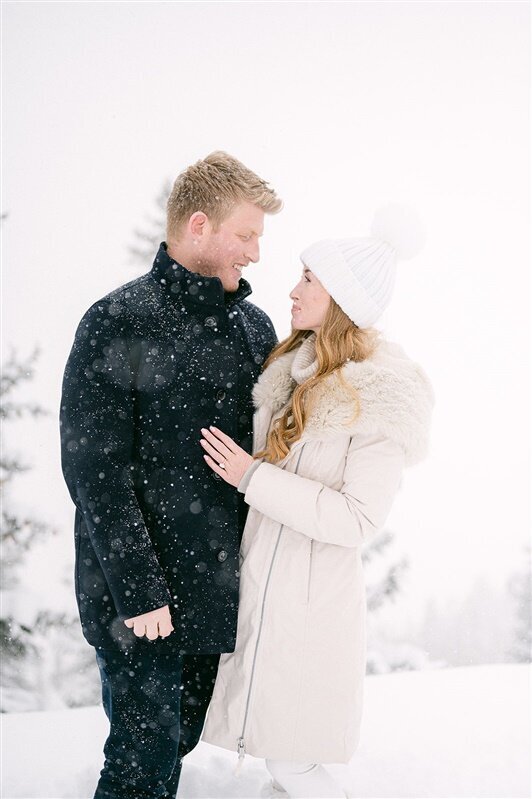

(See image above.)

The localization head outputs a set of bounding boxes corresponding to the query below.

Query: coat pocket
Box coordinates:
[306,538,314,604]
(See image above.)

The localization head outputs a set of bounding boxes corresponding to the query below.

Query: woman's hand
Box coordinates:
[200,426,255,487]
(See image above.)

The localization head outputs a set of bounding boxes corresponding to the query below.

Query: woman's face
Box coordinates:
[290,265,331,333]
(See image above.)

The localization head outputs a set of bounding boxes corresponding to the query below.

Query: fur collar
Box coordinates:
[252,335,435,466]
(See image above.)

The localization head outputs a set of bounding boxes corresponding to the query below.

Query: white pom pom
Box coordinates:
[370,203,426,260]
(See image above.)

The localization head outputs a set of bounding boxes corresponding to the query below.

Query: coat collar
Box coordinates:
[150,242,253,308]
[291,333,319,384]
[252,335,435,466]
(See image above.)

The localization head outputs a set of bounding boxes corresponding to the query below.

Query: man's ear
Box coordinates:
[189,211,209,240]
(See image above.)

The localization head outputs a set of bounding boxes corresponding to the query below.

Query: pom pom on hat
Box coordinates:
[370,203,426,260]
[300,203,425,328]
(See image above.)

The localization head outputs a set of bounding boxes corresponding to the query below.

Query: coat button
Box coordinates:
[216,389,226,401]
[205,315,217,328]
[217,549,228,563]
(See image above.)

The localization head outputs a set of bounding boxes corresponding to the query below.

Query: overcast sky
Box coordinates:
[2,1,530,626]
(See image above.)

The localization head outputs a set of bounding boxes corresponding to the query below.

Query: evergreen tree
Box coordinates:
[0,350,99,711]
[362,529,431,673]
[508,546,531,663]
[415,576,516,667]
[128,179,171,266]
[363,528,408,613]
[1,349,49,655]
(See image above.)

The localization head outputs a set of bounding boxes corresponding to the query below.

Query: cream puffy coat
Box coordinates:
[201,334,434,764]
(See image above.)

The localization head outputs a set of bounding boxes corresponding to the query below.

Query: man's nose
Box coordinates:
[245,240,260,264]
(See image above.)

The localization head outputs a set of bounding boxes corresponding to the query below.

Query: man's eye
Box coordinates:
[304,275,311,282]
[239,235,251,242]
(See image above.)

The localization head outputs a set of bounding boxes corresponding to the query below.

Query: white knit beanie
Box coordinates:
[300,204,426,327]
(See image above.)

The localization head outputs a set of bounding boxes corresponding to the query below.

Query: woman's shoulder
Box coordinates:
[343,337,433,394]
[251,334,435,466]
[309,338,435,466]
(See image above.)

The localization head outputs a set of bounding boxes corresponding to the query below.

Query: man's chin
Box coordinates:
[222,275,241,292]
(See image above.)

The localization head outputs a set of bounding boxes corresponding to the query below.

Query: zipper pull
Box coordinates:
[234,737,246,776]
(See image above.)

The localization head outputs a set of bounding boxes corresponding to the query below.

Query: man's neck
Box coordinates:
[166,240,195,273]
[166,241,228,290]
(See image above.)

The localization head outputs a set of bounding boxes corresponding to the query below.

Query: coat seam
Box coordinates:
[238,445,306,756]
[289,603,311,761]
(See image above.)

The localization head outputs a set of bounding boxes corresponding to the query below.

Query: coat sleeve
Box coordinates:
[242,433,405,548]
[60,300,172,620]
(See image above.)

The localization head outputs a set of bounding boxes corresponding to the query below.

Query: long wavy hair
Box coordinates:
[255,298,380,464]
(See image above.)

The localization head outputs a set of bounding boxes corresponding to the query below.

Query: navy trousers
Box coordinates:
[93,645,220,799]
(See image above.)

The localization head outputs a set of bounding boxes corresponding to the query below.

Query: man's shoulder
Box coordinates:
[97,271,158,310]
[79,272,161,328]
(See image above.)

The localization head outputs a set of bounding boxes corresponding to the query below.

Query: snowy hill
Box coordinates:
[2,664,529,799]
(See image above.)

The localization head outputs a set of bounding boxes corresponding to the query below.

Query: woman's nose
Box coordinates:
[289,287,299,300]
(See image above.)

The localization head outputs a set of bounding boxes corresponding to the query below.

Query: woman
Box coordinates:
[199,206,434,798]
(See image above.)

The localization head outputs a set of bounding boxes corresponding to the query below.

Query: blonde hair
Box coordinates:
[166,151,282,239]
[255,299,380,464]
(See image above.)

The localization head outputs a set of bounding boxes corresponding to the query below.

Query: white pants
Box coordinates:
[265,759,345,798]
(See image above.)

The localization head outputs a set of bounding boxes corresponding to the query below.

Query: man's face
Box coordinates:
[196,201,265,292]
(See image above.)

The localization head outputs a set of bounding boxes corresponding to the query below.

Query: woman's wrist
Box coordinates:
[237,459,263,494]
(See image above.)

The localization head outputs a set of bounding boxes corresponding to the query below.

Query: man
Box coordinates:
[60,151,282,798]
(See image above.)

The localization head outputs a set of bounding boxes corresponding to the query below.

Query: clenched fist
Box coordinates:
[124,604,174,640]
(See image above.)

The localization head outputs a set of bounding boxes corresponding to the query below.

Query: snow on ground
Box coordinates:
[2,664,530,799]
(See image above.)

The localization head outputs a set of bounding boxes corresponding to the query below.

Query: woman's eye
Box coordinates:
[304,275,311,282]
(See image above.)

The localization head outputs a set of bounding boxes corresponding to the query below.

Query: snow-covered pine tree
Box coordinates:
[129,179,171,266]
[363,528,408,613]
[362,529,431,673]
[0,349,99,711]
[415,576,516,667]
[508,546,532,663]
[1,348,49,651]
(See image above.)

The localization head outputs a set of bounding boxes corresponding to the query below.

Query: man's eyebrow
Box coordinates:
[303,267,311,274]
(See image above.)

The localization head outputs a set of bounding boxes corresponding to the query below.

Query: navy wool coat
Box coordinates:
[60,244,277,653]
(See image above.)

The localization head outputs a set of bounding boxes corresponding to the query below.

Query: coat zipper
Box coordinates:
[235,444,306,774]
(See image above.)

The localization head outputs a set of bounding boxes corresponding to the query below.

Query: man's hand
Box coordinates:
[124,604,174,640]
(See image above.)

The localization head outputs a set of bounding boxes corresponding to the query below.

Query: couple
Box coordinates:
[60,151,433,799]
